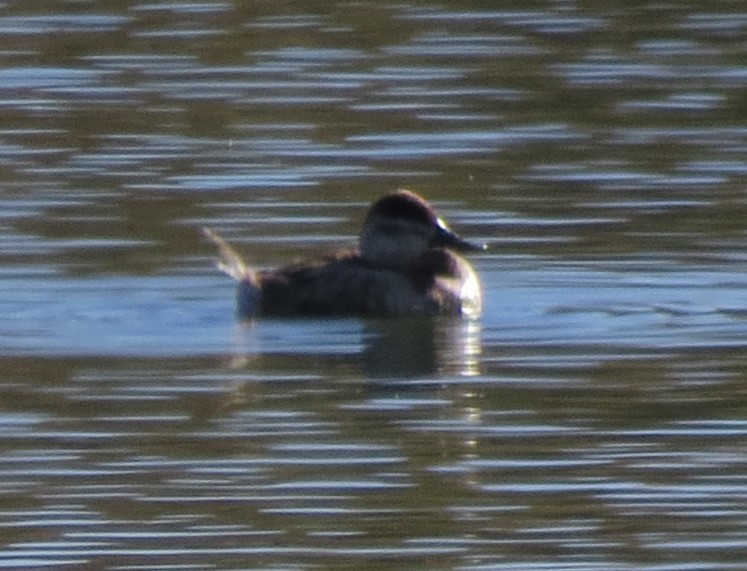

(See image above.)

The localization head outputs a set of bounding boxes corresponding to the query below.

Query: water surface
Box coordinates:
[1,1,746,569]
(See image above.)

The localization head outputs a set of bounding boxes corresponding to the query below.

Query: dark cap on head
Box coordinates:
[366,189,486,254]
[367,189,439,226]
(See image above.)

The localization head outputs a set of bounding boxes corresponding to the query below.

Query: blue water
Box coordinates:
[1,1,746,569]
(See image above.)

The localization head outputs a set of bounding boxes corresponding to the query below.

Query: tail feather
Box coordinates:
[201,227,253,282]
[202,227,261,318]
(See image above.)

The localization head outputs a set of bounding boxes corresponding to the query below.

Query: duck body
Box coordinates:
[244,247,481,318]
[205,190,484,319]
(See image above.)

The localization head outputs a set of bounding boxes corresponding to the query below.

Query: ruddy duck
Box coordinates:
[203,189,485,318]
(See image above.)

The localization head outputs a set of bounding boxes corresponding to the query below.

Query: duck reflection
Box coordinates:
[224,316,481,380]
[362,318,481,378]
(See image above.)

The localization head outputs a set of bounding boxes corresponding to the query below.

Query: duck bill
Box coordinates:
[433,220,486,252]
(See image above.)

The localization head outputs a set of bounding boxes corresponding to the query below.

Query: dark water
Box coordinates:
[1,1,746,569]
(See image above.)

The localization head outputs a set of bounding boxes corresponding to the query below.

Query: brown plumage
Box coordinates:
[204,189,485,319]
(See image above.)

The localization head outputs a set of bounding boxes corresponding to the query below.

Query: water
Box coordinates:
[1,1,746,569]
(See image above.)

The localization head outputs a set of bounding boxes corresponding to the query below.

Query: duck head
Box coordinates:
[359,189,485,269]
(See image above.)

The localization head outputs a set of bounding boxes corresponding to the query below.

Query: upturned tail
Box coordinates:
[201,227,261,318]
[201,227,252,281]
